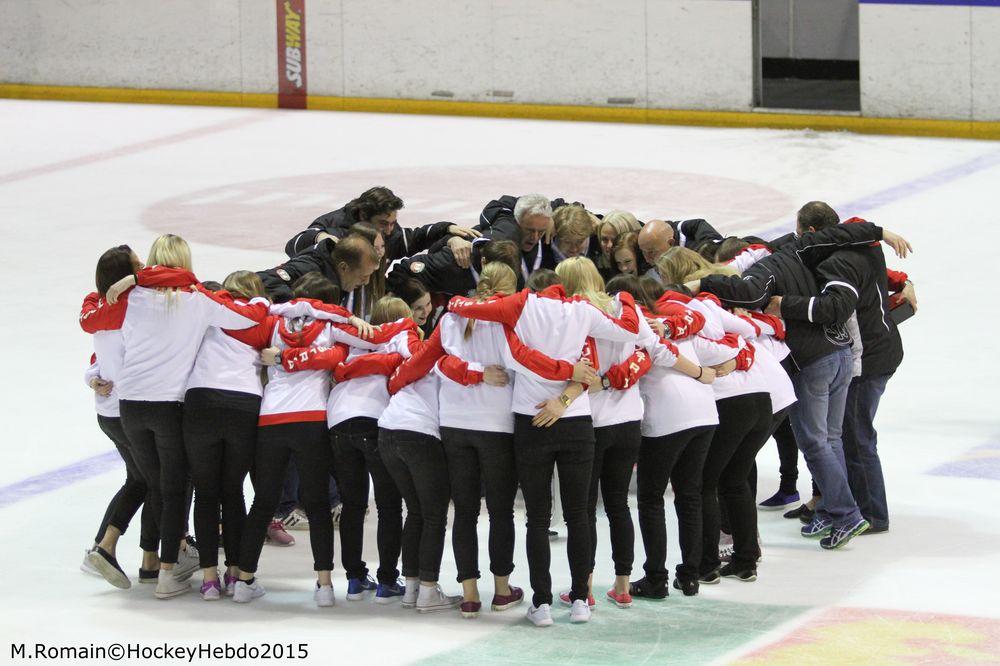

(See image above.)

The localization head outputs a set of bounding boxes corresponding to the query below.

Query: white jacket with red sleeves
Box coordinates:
[186,296,272,397]
[447,286,640,419]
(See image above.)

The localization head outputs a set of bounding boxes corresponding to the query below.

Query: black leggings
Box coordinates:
[637,425,715,584]
[119,400,188,564]
[331,417,404,585]
[441,427,517,583]
[701,393,773,574]
[379,428,450,583]
[239,421,334,573]
[514,414,594,608]
[182,392,259,569]
[588,421,641,577]
[94,415,158,552]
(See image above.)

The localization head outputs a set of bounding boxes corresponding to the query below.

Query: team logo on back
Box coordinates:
[824,323,851,346]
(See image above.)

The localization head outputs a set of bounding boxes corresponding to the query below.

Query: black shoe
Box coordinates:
[672,578,699,596]
[859,524,889,535]
[87,546,131,589]
[783,504,815,523]
[698,569,721,585]
[138,567,159,584]
[547,530,558,540]
[720,563,757,582]
[629,576,668,599]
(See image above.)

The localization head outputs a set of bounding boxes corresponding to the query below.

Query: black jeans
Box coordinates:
[588,421,641,576]
[239,422,334,573]
[119,400,188,564]
[637,425,714,584]
[701,393,773,574]
[331,417,404,585]
[514,414,594,607]
[94,415,158,552]
[378,428,450,582]
[441,427,517,583]
[183,393,259,569]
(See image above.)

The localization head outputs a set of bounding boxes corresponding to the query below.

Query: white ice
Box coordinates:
[1,99,998,664]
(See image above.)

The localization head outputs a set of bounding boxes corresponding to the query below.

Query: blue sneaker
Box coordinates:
[759,490,800,510]
[346,575,377,600]
[821,519,870,550]
[801,516,833,538]
[375,579,406,604]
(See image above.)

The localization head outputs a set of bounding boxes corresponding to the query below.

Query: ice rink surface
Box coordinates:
[1,99,999,664]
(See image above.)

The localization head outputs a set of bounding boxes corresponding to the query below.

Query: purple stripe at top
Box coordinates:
[860,0,1000,6]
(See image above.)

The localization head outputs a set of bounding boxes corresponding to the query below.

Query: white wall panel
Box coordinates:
[307,0,345,96]
[971,6,1000,122]
[647,0,753,111]
[860,4,971,120]
[240,0,279,94]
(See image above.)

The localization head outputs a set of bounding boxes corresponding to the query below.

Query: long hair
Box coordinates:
[95,245,135,296]
[371,296,412,325]
[605,273,651,309]
[348,222,386,316]
[223,270,267,300]
[465,262,518,339]
[655,246,737,285]
[555,257,614,314]
[148,234,192,271]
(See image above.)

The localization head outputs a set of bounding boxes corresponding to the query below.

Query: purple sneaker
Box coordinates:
[201,579,222,601]
[224,573,239,596]
[759,490,800,510]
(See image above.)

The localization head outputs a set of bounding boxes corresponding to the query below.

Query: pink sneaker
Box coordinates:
[491,586,524,611]
[559,591,596,609]
[224,573,238,596]
[266,520,295,547]
[606,588,633,608]
[200,579,222,601]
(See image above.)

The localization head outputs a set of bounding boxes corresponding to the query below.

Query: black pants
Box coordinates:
[637,425,714,584]
[701,393,773,574]
[588,421,641,577]
[94,415,158,552]
[331,417,404,585]
[441,427,517,583]
[183,393,259,569]
[119,400,188,564]
[514,414,594,607]
[379,428,450,582]
[239,422,334,573]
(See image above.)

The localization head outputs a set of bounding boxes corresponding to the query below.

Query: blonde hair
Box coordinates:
[223,270,267,300]
[465,262,518,339]
[555,257,614,314]
[598,210,641,238]
[553,205,596,244]
[370,296,412,326]
[655,246,738,285]
[148,234,192,271]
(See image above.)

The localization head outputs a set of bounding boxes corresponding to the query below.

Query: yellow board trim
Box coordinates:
[3,82,1000,141]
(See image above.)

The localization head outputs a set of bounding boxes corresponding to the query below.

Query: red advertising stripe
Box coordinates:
[276,0,307,109]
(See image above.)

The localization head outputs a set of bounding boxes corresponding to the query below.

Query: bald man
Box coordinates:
[637,217,722,280]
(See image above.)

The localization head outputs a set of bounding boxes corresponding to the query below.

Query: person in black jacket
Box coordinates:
[686,209,911,550]
[284,186,480,262]
[637,218,722,280]
[769,209,907,535]
[386,239,522,300]
[259,235,380,305]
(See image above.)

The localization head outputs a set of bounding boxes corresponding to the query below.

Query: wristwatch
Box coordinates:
[558,393,572,407]
[601,376,611,391]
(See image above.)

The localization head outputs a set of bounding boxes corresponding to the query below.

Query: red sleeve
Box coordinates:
[735,341,756,371]
[79,291,128,333]
[748,312,785,340]
[136,266,197,288]
[886,269,908,293]
[605,347,653,390]
[611,292,640,334]
[368,318,418,344]
[436,355,484,386]
[389,328,445,394]
[503,326,576,381]
[225,316,277,351]
[334,352,404,382]
[282,343,349,372]
[735,314,761,337]
[447,291,527,328]
[657,302,706,339]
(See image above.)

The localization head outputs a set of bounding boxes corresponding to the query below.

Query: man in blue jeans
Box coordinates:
[842,372,894,532]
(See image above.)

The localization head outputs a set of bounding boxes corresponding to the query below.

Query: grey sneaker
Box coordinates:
[416,584,462,613]
[154,568,191,599]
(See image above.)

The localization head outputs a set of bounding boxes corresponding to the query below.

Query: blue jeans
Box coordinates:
[276,461,341,520]
[843,373,893,530]
[788,348,862,528]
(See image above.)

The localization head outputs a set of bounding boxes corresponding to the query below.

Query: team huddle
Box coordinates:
[78,187,915,626]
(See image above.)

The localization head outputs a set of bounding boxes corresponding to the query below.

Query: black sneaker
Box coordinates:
[139,568,160,584]
[698,569,721,585]
[629,576,668,599]
[672,578,699,596]
[783,504,815,523]
[87,546,131,589]
[720,563,757,582]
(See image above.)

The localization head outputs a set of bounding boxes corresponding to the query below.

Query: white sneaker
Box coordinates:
[527,603,554,627]
[401,577,420,608]
[233,579,266,603]
[331,503,343,528]
[570,599,592,623]
[416,584,462,613]
[80,548,100,576]
[314,583,336,607]
[154,568,192,599]
[283,508,310,531]
[172,546,200,582]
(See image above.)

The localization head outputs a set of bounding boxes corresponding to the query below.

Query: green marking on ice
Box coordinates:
[419,598,806,665]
